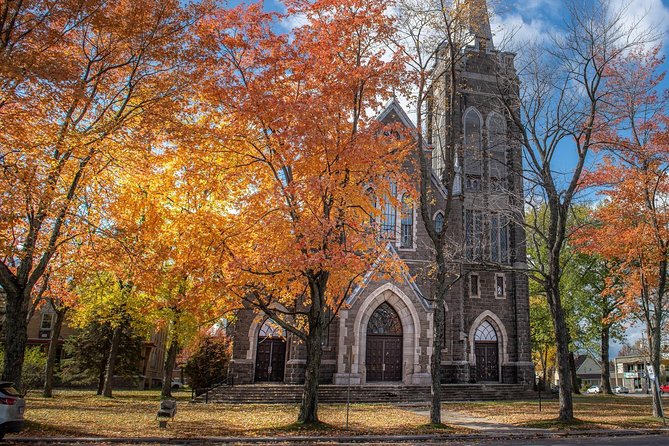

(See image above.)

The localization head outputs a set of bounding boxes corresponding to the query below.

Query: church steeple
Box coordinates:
[463,0,493,49]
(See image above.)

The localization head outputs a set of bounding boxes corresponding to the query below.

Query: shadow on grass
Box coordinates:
[517,418,594,430]
[417,423,456,432]
[20,419,97,438]
[270,420,335,434]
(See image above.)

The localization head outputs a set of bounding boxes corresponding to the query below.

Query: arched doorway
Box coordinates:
[255,319,286,382]
[366,302,403,382]
[474,321,499,382]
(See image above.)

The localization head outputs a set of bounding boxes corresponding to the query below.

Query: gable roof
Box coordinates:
[375,98,450,200]
[346,243,431,311]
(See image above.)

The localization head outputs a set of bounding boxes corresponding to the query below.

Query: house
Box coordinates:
[226,0,534,388]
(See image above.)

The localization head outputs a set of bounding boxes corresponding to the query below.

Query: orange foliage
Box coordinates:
[195,0,410,317]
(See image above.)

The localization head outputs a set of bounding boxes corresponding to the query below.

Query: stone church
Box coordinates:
[227,0,534,388]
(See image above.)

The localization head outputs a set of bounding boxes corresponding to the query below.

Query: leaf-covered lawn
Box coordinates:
[17,390,462,438]
[449,395,669,430]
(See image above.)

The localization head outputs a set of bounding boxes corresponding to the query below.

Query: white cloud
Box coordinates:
[279,12,308,31]
[609,0,669,48]
[490,13,554,51]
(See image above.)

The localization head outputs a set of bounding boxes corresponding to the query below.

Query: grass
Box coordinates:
[16,389,463,438]
[448,394,669,430]
[15,390,669,438]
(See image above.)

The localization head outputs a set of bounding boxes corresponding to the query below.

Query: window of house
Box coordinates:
[400,194,413,248]
[464,109,482,191]
[487,112,507,191]
[435,212,444,235]
[40,313,54,331]
[465,209,483,260]
[495,273,506,298]
[380,181,397,240]
[469,273,480,298]
[490,212,510,264]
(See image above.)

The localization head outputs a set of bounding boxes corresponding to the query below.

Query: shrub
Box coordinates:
[0,346,47,391]
[184,333,231,389]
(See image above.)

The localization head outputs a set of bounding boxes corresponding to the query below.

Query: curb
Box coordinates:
[6,429,669,444]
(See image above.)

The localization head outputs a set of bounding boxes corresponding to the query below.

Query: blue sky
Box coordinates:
[491,0,669,46]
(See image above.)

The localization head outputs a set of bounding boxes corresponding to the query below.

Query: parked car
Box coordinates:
[0,382,24,440]
[586,385,601,394]
[613,386,629,394]
[660,384,669,394]
[171,378,184,390]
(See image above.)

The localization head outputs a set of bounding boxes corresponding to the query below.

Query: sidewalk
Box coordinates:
[5,428,669,445]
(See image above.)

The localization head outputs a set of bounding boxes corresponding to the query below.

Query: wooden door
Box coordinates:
[475,341,499,382]
[366,335,402,382]
[255,338,286,382]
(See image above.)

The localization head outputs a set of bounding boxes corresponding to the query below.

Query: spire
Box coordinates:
[463,0,493,49]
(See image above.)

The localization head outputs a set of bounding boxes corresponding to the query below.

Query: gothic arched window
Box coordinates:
[367,302,402,335]
[464,108,483,191]
[434,212,444,235]
[380,181,397,240]
[432,115,446,178]
[474,321,498,342]
[487,112,507,186]
[259,319,286,340]
[400,194,413,248]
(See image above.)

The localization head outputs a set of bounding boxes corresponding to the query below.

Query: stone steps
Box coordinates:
[194,383,540,404]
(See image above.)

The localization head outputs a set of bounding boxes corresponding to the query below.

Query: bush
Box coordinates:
[184,333,231,389]
[0,346,47,391]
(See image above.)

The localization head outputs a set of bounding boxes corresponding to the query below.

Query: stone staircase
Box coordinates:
[194,383,540,404]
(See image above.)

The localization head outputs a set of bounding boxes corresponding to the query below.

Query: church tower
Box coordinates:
[427,0,534,384]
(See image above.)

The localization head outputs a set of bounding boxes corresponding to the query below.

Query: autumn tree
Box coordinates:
[578,45,669,416]
[496,0,654,420]
[107,148,234,399]
[0,0,204,389]
[198,0,407,423]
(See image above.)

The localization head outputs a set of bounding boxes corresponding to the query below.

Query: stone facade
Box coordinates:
[227,2,534,387]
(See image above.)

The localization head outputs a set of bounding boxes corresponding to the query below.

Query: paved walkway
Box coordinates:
[412,407,549,433]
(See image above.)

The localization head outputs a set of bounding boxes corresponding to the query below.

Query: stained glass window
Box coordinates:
[259,319,286,339]
[367,302,402,335]
[435,212,444,234]
[474,321,498,342]
[488,112,507,181]
[490,213,510,264]
[464,108,482,191]
[380,181,397,240]
[400,194,413,248]
[465,209,483,261]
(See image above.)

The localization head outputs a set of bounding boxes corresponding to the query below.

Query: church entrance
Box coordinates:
[474,321,499,382]
[255,319,286,382]
[366,302,403,382]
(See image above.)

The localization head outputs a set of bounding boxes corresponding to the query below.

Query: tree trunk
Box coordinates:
[569,351,581,395]
[97,370,105,395]
[600,323,612,395]
[2,288,29,390]
[102,325,122,398]
[161,336,179,399]
[547,284,574,421]
[649,328,663,417]
[43,307,66,398]
[298,317,323,424]
[297,274,328,424]
[430,263,447,425]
